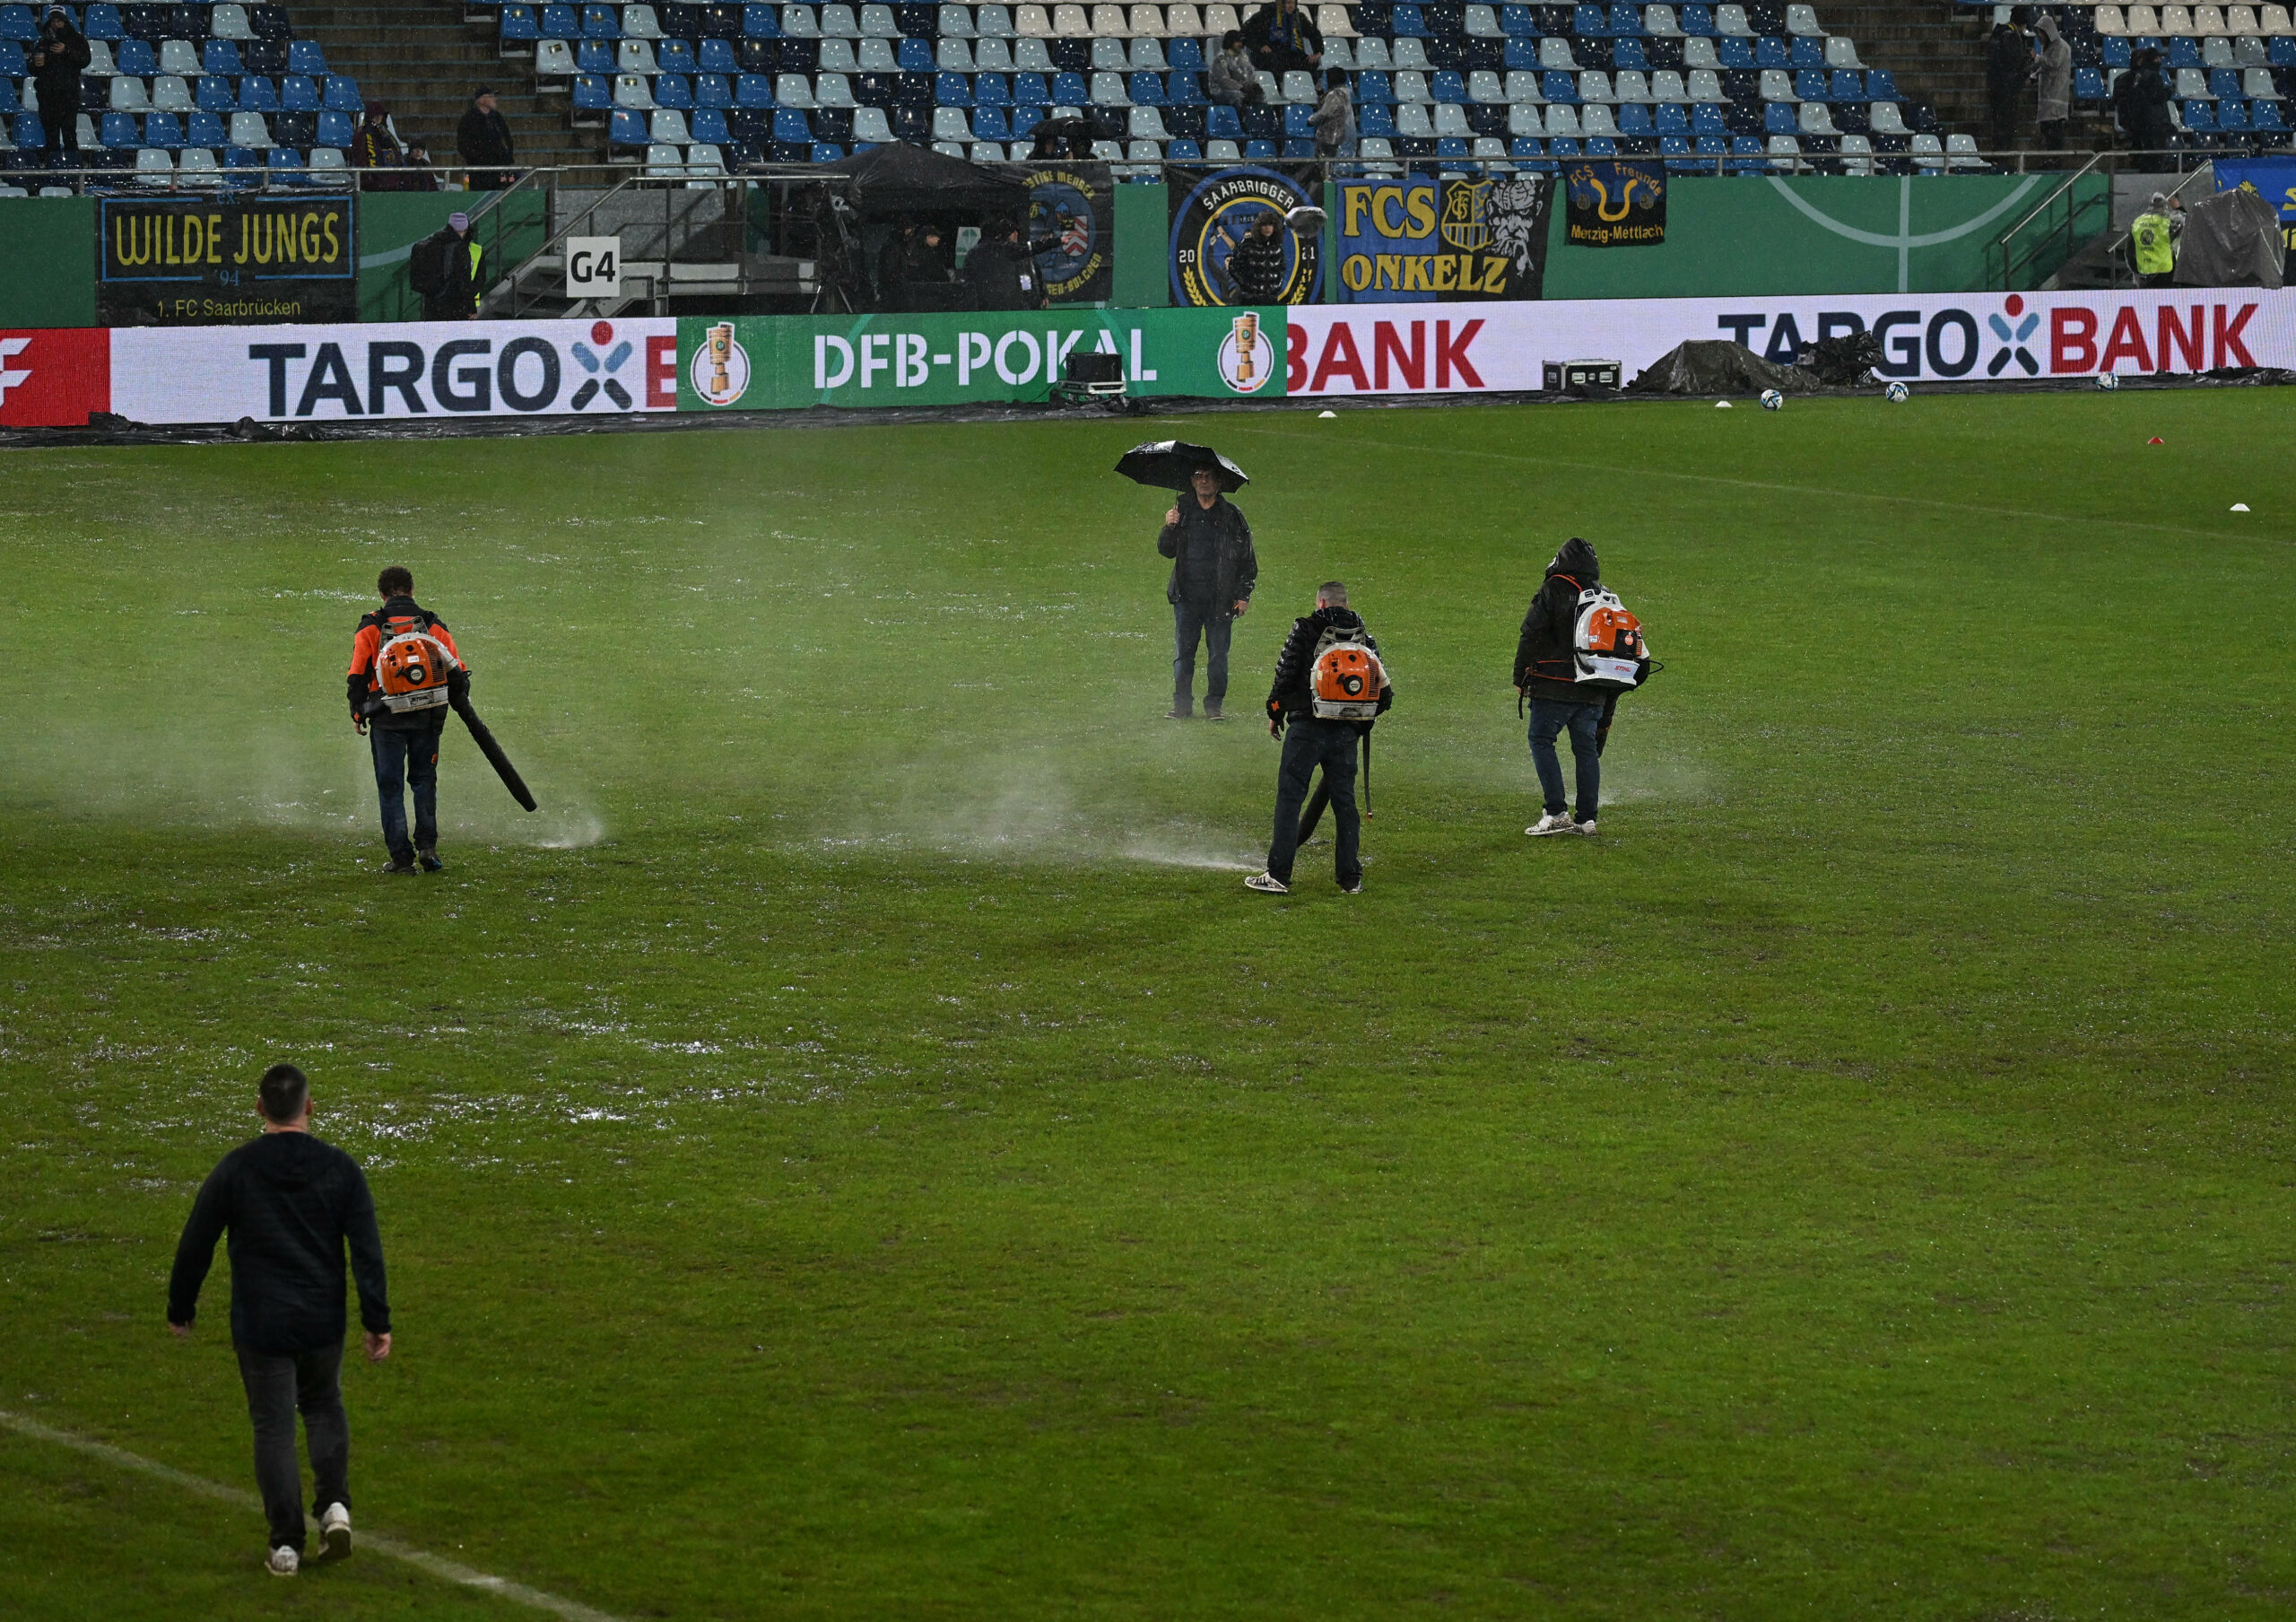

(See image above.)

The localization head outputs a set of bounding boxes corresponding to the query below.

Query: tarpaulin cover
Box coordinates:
[1626,339,1821,395]
[2173,185,2286,290]
[819,143,1029,224]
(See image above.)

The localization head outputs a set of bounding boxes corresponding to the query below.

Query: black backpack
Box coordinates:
[407,234,448,299]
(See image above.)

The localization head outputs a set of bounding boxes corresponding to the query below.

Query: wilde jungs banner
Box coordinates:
[1334,174,1553,302]
[998,160,1116,304]
[1167,164,1325,307]
[1562,161,1666,249]
[98,195,358,326]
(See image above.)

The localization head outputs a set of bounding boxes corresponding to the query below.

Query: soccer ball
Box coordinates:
[2096,371,2120,391]
[1759,389,1784,411]
[1884,381,1910,404]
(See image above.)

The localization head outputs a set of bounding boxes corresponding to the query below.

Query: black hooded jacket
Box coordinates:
[30,16,91,112]
[169,1132,391,1356]
[1159,493,1258,614]
[1513,536,1603,700]
[1267,604,1393,723]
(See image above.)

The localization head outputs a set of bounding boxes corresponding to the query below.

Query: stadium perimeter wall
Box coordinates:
[2,286,2290,430]
[0,172,2102,331]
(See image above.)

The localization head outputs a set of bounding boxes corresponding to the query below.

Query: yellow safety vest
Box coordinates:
[2131,212,2176,275]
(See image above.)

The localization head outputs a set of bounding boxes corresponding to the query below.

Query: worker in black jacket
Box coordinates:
[1248,580,1390,895]
[456,85,516,189]
[169,1063,392,1578]
[1513,536,1613,838]
[963,216,1058,310]
[28,8,91,160]
[1241,0,1324,74]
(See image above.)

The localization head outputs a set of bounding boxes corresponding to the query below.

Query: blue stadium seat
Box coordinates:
[2210,66,2242,97]
[774,105,811,140]
[1828,69,1859,100]
[196,74,237,110]
[1572,3,1606,36]
[1717,36,1752,68]
[700,36,737,71]
[101,109,142,145]
[1168,36,1202,73]
[973,101,1009,135]
[1205,101,1239,138]
[1654,100,1688,132]
[1049,68,1085,102]
[1542,69,1577,100]
[1613,37,1647,71]
[691,105,730,140]
[1242,136,1275,158]
[116,36,156,73]
[187,108,224,145]
[934,68,968,101]
[2074,65,2106,100]
[975,70,1010,102]
[1789,34,1822,71]
[203,38,241,74]
[1359,101,1396,136]
[810,139,842,158]
[1691,100,1726,136]
[1500,3,1535,36]
[609,105,648,144]
[1792,67,1824,99]
[1431,67,1465,100]
[2183,98,2216,129]
[322,74,361,111]
[539,4,578,38]
[1680,2,1715,33]
[696,72,734,104]
[1357,68,1393,102]
[1763,99,1795,133]
[1283,102,1313,135]
[85,4,126,40]
[1758,37,1790,70]
[655,72,693,107]
[735,70,775,104]
[582,4,622,39]
[1167,68,1203,103]
[1127,68,1162,102]
[576,36,615,71]
[282,74,316,109]
[658,38,698,72]
[285,39,324,74]
[744,1,780,34]
[1392,4,1429,36]
[573,73,612,109]
[238,74,278,109]
[1608,2,1642,34]
[1617,100,1651,133]
[314,107,352,145]
[266,144,303,175]
[1014,69,1049,101]
[1866,68,1895,100]
[144,109,184,146]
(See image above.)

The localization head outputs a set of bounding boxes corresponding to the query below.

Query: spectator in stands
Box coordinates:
[1986,17,2034,153]
[878,219,951,309]
[411,213,490,320]
[1242,0,1323,77]
[2115,46,2174,156]
[28,7,91,163]
[457,87,517,192]
[963,216,1057,310]
[1158,467,1257,720]
[352,103,413,190]
[1311,67,1355,164]
[1027,114,1096,160]
[1207,31,1264,107]
[1226,211,1289,302]
[2033,13,2072,153]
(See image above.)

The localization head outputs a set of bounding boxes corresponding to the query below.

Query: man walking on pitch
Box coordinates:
[1248,581,1391,894]
[1159,466,1257,719]
[168,1063,392,1577]
[348,566,465,874]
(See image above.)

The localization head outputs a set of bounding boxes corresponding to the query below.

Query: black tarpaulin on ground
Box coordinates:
[1627,339,1822,395]
[2173,185,2285,289]
[821,142,1030,224]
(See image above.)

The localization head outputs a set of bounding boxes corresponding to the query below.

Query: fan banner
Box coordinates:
[1335,175,1553,303]
[97,195,359,326]
[996,161,1116,304]
[1562,161,1666,249]
[1167,164,1326,308]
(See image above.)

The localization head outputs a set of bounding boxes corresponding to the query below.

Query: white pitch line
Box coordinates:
[0,1409,624,1622]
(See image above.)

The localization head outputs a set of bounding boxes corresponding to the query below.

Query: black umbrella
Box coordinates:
[1114,440,1250,493]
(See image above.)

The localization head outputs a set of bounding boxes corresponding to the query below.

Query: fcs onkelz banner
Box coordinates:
[1335,175,1552,303]
[1168,165,1324,307]
[108,318,679,422]
[1562,161,1665,249]
[1005,161,1115,304]
[677,306,1286,410]
[98,195,357,326]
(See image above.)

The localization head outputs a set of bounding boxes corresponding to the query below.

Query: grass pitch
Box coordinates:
[1,391,2292,1620]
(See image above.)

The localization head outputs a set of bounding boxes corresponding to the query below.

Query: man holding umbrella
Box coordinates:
[1123,442,1258,720]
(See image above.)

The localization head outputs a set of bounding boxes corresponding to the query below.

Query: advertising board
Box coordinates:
[107,318,679,423]
[98,195,358,327]
[1285,288,2296,393]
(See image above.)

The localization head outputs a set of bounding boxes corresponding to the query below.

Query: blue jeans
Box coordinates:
[1266,717,1361,885]
[370,720,443,862]
[1172,599,1234,711]
[1528,698,1602,822]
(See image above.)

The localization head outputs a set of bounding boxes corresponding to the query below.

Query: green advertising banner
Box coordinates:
[675,306,1285,411]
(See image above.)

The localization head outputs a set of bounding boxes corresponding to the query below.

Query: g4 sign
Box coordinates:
[566,236,622,300]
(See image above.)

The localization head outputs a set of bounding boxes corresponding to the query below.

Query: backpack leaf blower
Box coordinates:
[450,687,536,812]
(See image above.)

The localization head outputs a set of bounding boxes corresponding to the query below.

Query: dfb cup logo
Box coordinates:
[690,321,751,407]
[1216,311,1274,395]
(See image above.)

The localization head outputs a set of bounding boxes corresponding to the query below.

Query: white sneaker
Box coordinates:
[266,1546,300,1577]
[1573,819,1599,836]
[1526,812,1575,837]
[1244,871,1290,894]
[317,1503,352,1563]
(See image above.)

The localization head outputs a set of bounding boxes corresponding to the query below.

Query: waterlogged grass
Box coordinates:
[1,391,2292,1620]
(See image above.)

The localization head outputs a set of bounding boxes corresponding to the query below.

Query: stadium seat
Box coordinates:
[152,74,193,111]
[314,106,352,145]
